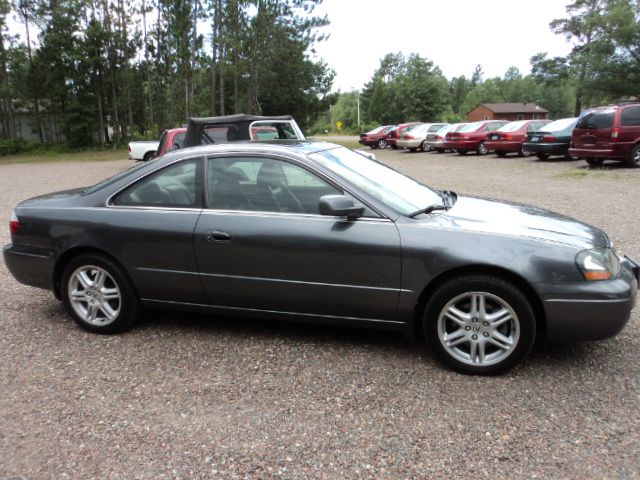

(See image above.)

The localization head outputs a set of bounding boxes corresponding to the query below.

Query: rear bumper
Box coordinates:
[3,243,55,291]
[358,139,376,147]
[569,147,627,160]
[484,141,521,152]
[444,140,479,150]
[538,257,638,341]
[522,142,569,155]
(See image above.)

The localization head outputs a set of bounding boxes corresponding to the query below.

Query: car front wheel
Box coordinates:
[377,138,387,149]
[476,142,488,155]
[456,149,467,155]
[496,151,507,158]
[62,253,140,334]
[536,153,549,160]
[424,274,536,375]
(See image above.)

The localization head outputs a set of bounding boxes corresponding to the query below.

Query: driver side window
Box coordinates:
[206,156,341,214]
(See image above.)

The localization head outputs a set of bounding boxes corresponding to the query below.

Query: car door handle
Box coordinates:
[207,230,232,242]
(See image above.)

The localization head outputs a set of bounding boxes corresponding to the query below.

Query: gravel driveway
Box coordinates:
[1,150,638,479]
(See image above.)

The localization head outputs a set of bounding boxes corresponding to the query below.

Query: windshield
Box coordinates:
[310,147,441,215]
[498,120,528,132]
[405,123,423,132]
[81,162,150,195]
[459,122,483,132]
[540,118,578,132]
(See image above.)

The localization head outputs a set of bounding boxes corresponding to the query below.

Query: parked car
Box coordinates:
[5,142,638,375]
[358,125,396,149]
[485,120,551,157]
[569,103,640,168]
[387,122,422,149]
[397,123,449,152]
[129,115,305,162]
[444,120,508,155]
[522,117,578,160]
[426,123,468,153]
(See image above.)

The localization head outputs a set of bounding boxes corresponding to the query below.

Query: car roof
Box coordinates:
[157,140,342,165]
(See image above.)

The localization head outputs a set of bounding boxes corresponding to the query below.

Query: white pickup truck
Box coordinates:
[127,140,160,162]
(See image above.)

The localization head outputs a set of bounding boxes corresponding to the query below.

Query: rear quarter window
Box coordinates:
[621,106,640,127]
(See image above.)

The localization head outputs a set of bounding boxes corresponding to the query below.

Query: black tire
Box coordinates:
[626,144,640,168]
[536,153,550,160]
[370,144,378,149]
[496,151,507,158]
[564,151,573,161]
[586,158,604,167]
[456,149,467,156]
[61,253,140,334]
[408,148,417,153]
[423,274,536,375]
[518,146,532,157]
[476,141,488,156]
[436,149,444,153]
[377,138,387,149]
[142,151,155,162]
[391,144,398,150]
[420,140,431,152]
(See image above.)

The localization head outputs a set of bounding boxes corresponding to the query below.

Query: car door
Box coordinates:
[620,105,640,155]
[193,154,402,322]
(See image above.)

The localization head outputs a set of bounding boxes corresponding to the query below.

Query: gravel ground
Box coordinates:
[1,149,639,479]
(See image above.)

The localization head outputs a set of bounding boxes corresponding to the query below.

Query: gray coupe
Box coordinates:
[4,142,638,374]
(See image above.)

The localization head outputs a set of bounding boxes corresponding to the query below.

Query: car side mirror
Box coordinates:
[319,195,364,221]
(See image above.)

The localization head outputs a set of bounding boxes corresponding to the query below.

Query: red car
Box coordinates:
[485,119,551,157]
[444,120,508,155]
[386,122,422,149]
[359,125,395,149]
[569,103,640,168]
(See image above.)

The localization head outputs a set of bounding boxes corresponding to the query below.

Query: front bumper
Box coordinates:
[3,243,55,292]
[538,256,638,341]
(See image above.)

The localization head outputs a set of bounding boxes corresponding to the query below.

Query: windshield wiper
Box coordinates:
[408,204,449,218]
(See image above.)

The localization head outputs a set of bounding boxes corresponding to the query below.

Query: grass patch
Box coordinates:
[0,148,128,165]
[557,169,590,179]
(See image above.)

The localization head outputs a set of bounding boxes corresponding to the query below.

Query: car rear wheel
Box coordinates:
[627,145,640,168]
[142,151,155,162]
[536,153,549,160]
[586,158,604,167]
[424,274,536,375]
[496,151,507,158]
[476,142,488,155]
[377,138,387,149]
[456,149,467,155]
[62,253,140,334]
[420,140,431,152]
[518,146,532,157]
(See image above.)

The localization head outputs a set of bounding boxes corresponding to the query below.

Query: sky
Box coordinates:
[311,0,575,92]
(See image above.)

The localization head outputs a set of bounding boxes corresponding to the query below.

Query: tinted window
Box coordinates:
[540,118,578,132]
[206,157,341,214]
[172,132,186,147]
[114,159,200,207]
[576,110,615,129]
[621,106,640,126]
[459,122,483,132]
[486,122,506,132]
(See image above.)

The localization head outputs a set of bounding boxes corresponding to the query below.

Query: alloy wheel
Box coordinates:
[437,291,520,367]
[67,265,121,326]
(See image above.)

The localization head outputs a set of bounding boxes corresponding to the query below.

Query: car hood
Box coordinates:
[431,195,608,249]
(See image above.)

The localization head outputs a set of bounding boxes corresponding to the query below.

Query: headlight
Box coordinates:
[576,248,620,281]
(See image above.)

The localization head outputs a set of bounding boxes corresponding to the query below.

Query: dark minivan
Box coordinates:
[569,103,640,168]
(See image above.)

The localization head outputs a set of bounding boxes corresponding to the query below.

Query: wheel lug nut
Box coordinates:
[472,317,478,322]
[483,321,489,327]
[483,332,489,337]
[472,334,478,340]
[465,326,471,331]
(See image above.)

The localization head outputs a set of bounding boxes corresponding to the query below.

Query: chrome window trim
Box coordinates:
[248,120,306,140]
[197,208,392,222]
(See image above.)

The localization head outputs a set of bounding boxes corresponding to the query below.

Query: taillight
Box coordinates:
[611,128,620,142]
[128,145,131,152]
[10,211,19,236]
[404,135,414,140]
[543,135,556,142]
[501,134,510,141]
[435,135,442,140]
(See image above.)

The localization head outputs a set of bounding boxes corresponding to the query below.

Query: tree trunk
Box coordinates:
[0,11,15,139]
[102,0,120,143]
[210,0,218,116]
[20,9,43,142]
[142,0,154,132]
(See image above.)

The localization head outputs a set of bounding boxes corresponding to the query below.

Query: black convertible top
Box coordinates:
[183,114,301,147]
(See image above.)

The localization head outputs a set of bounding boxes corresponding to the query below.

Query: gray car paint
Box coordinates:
[3,142,638,341]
